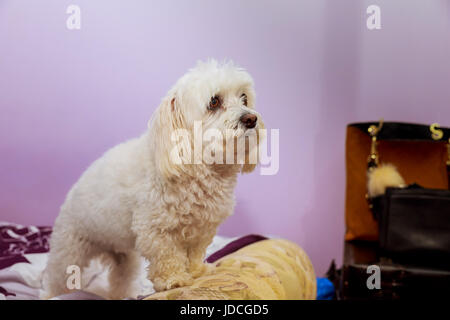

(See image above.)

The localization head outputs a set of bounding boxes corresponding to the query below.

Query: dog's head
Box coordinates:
[149,59,264,179]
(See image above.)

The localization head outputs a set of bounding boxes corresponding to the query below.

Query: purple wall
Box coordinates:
[1,0,449,275]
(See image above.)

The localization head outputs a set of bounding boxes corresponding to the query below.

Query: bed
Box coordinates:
[0,222,332,300]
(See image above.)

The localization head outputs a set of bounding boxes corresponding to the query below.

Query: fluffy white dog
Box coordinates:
[43,60,264,299]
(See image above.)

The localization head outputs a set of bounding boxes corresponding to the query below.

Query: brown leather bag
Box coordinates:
[345,121,450,241]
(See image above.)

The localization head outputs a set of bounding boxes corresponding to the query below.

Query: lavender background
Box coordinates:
[1,0,450,275]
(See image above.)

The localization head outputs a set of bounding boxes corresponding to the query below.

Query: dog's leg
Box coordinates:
[187,229,216,278]
[135,230,193,292]
[42,230,98,299]
[106,251,141,300]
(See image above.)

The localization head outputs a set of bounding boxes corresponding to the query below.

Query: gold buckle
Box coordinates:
[447,138,450,166]
[430,123,449,165]
[367,119,383,169]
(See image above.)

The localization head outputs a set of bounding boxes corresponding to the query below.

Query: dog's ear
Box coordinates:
[150,94,190,179]
[241,116,265,174]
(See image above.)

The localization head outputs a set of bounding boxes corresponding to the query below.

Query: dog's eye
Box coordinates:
[241,93,248,106]
[209,96,221,110]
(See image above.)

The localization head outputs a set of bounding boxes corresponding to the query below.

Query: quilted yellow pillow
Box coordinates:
[145,239,316,300]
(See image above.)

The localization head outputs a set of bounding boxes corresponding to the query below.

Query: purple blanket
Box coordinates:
[0,223,51,270]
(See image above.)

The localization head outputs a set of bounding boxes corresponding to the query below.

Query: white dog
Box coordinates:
[43,60,264,299]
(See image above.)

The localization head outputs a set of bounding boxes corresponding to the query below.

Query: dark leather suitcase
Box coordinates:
[372,186,450,268]
[340,241,450,300]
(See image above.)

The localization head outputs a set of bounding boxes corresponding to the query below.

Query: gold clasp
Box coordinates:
[430,123,444,141]
[447,138,450,166]
[430,123,448,165]
[367,119,384,169]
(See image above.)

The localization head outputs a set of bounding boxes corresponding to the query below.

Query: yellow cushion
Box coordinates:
[145,239,316,300]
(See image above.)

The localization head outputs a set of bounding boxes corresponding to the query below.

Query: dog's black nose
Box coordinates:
[240,113,257,129]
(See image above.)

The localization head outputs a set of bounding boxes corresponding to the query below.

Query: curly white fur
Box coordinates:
[42,60,264,299]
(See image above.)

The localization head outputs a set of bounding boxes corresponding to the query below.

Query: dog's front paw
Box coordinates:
[152,273,193,292]
[189,262,212,278]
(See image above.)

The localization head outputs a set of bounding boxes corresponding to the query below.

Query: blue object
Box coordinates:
[316,277,335,300]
